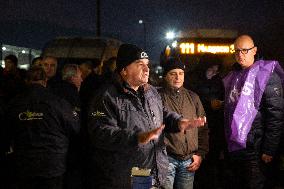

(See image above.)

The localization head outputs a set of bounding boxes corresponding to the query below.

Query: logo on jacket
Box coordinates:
[91,110,106,117]
[72,110,79,117]
[242,81,253,96]
[229,81,253,103]
[229,88,240,103]
[19,111,44,121]
[274,87,281,96]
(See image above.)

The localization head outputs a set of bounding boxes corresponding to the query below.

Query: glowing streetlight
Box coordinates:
[139,19,146,49]
[165,31,176,40]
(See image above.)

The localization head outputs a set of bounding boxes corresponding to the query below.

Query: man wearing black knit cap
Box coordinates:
[159,58,208,189]
[87,44,206,189]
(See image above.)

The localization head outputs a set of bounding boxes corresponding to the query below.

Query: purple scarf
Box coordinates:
[223,60,284,152]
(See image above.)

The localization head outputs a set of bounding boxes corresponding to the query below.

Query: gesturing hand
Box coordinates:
[179,117,206,132]
[138,124,165,144]
[211,99,223,110]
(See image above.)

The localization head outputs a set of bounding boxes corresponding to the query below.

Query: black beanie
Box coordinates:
[163,58,186,76]
[116,44,149,73]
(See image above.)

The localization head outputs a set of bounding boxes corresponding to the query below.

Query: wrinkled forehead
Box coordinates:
[168,68,184,74]
[133,58,149,65]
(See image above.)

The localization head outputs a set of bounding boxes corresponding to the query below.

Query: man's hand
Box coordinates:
[187,155,202,172]
[261,154,273,163]
[138,125,165,144]
[211,99,223,110]
[178,117,206,132]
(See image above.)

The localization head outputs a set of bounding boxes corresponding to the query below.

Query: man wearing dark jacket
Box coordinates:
[4,66,80,189]
[87,44,206,189]
[50,64,82,113]
[223,35,284,189]
[49,64,83,189]
[159,58,209,189]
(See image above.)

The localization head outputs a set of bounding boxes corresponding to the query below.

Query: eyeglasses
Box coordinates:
[234,46,255,54]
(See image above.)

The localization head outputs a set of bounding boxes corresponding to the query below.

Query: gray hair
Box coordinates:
[62,64,79,81]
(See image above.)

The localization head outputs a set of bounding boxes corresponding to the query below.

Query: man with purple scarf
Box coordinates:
[223,35,284,189]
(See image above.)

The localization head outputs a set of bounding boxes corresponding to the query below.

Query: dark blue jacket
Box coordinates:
[87,80,181,189]
[5,84,80,178]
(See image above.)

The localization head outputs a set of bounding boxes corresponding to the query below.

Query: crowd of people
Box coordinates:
[0,34,283,189]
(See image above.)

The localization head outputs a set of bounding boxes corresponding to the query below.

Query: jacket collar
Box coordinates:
[113,72,150,95]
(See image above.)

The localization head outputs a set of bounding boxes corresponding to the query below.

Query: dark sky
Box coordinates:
[1,0,284,61]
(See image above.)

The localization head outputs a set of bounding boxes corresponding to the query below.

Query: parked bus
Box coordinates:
[161,29,238,73]
[42,37,122,74]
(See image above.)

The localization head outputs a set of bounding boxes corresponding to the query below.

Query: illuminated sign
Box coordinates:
[179,42,234,54]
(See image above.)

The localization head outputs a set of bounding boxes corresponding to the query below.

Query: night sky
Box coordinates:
[1,0,284,62]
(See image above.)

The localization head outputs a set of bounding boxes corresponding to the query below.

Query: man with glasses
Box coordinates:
[223,35,284,189]
[233,36,257,69]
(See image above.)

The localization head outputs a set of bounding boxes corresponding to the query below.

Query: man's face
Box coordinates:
[42,57,57,79]
[165,68,184,89]
[79,63,92,80]
[4,59,16,72]
[71,69,83,90]
[234,36,257,69]
[206,65,219,79]
[122,59,149,88]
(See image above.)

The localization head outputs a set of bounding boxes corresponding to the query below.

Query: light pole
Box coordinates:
[96,0,101,37]
[165,31,176,40]
[139,19,146,50]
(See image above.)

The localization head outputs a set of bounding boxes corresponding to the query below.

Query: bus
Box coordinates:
[161,29,238,73]
[42,37,122,74]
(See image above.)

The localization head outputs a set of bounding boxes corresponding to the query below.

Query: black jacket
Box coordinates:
[87,80,181,189]
[49,80,81,113]
[229,66,284,160]
[4,84,80,178]
[194,74,226,159]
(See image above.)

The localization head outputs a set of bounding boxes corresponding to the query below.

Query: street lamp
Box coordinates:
[165,31,176,40]
[96,0,101,37]
[139,19,146,50]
